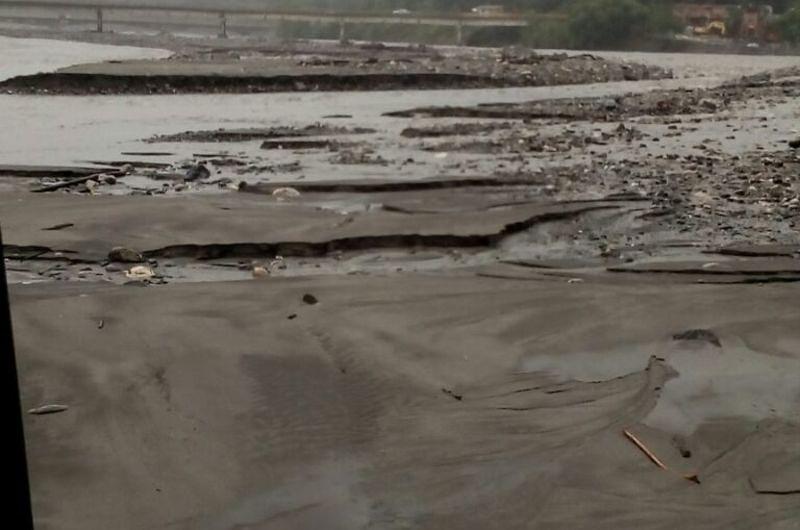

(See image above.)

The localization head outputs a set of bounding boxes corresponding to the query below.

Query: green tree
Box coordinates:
[567,0,677,49]
[777,4,800,43]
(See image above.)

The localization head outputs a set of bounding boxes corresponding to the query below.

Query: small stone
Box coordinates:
[302,293,319,305]
[699,98,718,112]
[108,247,143,263]
[272,187,301,200]
[126,265,155,280]
[28,404,68,415]
[184,164,211,182]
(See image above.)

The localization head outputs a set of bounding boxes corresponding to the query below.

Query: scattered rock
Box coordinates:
[126,265,155,280]
[252,265,269,278]
[272,187,301,200]
[108,247,143,263]
[330,149,388,165]
[184,164,211,182]
[699,98,718,112]
[302,293,319,305]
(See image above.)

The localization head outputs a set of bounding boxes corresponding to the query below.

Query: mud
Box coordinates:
[12,274,800,529]
[4,34,800,530]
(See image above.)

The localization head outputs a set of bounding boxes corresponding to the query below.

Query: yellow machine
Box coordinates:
[693,20,726,36]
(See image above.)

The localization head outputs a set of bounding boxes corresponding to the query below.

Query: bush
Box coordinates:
[777,5,800,43]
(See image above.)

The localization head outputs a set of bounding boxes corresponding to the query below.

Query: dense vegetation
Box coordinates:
[776,0,800,43]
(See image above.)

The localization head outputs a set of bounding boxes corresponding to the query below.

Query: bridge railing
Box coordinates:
[0,0,534,43]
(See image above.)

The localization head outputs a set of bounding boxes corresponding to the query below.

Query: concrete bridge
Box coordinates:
[0,1,551,44]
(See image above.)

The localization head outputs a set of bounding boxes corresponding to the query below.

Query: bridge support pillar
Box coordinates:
[96,8,103,33]
[218,12,227,38]
[339,20,346,44]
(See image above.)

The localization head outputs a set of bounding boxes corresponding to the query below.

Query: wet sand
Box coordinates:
[13,276,800,529]
[2,33,800,529]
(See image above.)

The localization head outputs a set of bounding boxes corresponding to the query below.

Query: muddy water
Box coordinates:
[0,79,683,167]
[0,35,170,81]
[1,40,798,170]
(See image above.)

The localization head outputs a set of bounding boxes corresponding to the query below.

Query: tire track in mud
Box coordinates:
[236,317,404,462]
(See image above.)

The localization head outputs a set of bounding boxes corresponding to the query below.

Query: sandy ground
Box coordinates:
[13,276,800,530]
[3,32,800,530]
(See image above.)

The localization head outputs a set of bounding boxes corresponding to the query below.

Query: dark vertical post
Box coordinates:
[218,12,227,38]
[96,8,103,33]
[0,229,35,529]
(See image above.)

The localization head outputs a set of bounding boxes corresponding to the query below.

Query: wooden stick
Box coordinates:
[623,429,700,484]
[624,429,668,470]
